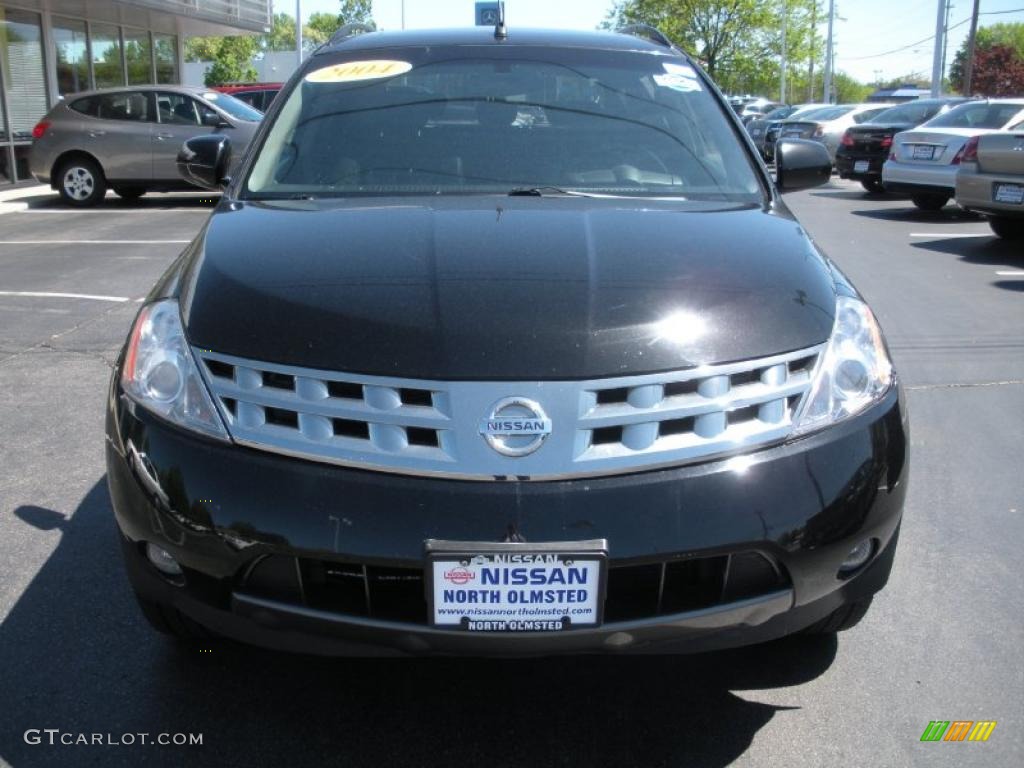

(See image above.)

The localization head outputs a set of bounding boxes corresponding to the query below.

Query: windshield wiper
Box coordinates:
[508,186,596,198]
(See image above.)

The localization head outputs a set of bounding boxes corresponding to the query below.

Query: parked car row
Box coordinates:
[835,97,969,192]
[879,99,1024,217]
[746,95,1024,239]
[836,97,1024,238]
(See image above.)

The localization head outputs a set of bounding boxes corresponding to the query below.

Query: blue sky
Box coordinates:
[288,0,1024,84]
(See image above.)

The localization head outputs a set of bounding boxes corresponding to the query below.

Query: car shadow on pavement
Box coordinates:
[908,233,1024,266]
[809,189,909,202]
[849,205,981,223]
[1,479,838,768]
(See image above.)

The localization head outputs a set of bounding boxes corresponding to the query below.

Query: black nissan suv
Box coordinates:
[835,97,969,192]
[105,24,908,656]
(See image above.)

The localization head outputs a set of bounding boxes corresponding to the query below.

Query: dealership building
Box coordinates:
[0,0,271,186]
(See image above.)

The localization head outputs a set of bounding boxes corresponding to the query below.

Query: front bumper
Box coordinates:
[106,376,909,656]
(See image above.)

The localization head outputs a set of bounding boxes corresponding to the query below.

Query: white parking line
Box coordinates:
[995,271,1024,277]
[0,290,131,302]
[908,232,991,238]
[0,239,190,245]
[20,208,212,214]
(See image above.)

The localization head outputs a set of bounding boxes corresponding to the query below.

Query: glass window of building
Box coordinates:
[13,145,32,182]
[52,17,90,95]
[123,28,152,85]
[0,8,49,142]
[91,23,124,89]
[154,34,178,84]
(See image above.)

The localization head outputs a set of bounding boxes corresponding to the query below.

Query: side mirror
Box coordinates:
[776,139,833,192]
[177,134,232,189]
[202,111,228,128]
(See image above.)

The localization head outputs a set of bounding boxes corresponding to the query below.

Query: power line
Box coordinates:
[842,7,1024,61]
[844,17,968,60]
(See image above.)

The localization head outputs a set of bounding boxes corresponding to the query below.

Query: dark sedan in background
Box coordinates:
[836,98,970,193]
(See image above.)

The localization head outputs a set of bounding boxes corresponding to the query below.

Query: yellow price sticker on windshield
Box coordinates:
[305,59,412,83]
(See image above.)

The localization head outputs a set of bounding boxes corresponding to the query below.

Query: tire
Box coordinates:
[989,216,1024,240]
[803,596,874,634]
[911,193,949,211]
[113,186,146,201]
[56,156,106,207]
[133,592,211,642]
[860,178,886,194]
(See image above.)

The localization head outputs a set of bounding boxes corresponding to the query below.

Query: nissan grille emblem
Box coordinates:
[479,397,552,457]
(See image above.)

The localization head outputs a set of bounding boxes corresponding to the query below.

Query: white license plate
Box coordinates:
[912,145,935,160]
[854,160,870,173]
[751,128,763,136]
[428,543,606,631]
[784,130,802,138]
[994,183,1024,204]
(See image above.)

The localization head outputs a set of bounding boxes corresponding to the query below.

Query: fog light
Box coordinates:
[839,539,874,573]
[146,542,183,576]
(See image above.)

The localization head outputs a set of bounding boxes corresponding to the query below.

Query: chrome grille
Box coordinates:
[195,345,822,481]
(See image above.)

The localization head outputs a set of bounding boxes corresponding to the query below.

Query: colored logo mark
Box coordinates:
[920,721,997,742]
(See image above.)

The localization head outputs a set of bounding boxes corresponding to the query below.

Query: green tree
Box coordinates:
[198,36,259,86]
[949,22,1024,93]
[304,0,374,49]
[262,12,297,52]
[831,71,872,102]
[604,0,824,99]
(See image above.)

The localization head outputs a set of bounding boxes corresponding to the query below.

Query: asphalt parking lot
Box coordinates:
[0,182,1021,768]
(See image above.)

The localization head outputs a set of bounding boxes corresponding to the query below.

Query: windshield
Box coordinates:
[245,49,762,201]
[867,100,947,125]
[762,106,795,120]
[923,101,1024,129]
[200,91,263,122]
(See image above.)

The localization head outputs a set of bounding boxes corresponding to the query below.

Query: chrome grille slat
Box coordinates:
[208,382,448,428]
[578,377,811,428]
[194,344,824,481]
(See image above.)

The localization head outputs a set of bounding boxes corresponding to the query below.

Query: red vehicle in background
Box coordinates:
[212,83,283,112]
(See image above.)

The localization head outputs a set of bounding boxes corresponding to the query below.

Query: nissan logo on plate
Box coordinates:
[479,397,552,457]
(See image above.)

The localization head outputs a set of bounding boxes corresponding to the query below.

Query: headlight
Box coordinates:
[794,295,893,434]
[121,299,228,440]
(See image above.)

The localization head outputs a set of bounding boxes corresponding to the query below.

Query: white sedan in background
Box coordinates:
[882,99,1024,211]
[774,103,894,162]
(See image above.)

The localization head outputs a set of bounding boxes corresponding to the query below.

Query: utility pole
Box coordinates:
[929,0,945,96]
[807,0,816,102]
[963,0,981,95]
[780,0,788,103]
[939,0,953,84]
[295,0,303,66]
[823,0,835,103]
[401,0,406,30]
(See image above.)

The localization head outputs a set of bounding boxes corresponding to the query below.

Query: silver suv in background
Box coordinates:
[29,85,262,206]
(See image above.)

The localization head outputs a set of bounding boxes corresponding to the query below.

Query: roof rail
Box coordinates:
[326,21,377,47]
[616,24,674,49]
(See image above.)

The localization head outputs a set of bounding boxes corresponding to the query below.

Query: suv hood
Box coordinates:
[180,198,836,379]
